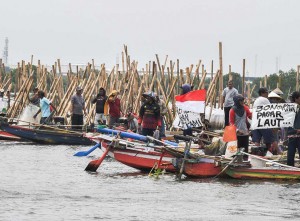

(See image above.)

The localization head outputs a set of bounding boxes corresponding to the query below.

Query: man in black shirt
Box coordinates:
[92,88,108,126]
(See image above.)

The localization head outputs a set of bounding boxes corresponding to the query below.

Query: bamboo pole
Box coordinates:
[0,59,2,86]
[211,60,213,80]
[264,75,267,88]
[297,65,300,91]
[199,71,207,90]
[229,65,232,81]
[242,59,245,96]
[219,42,223,109]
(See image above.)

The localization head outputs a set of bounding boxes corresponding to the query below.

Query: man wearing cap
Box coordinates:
[70,86,87,130]
[252,87,274,152]
[138,91,161,136]
[107,90,121,128]
[222,80,238,127]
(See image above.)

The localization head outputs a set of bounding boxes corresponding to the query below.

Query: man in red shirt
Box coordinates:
[107,90,122,128]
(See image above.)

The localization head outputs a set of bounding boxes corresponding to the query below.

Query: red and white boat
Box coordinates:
[91,132,222,177]
[92,134,177,172]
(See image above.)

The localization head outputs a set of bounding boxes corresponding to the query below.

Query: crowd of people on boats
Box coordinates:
[1,78,300,167]
[222,80,300,166]
[26,85,170,139]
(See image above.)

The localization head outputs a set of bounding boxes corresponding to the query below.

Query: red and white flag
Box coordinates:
[175,89,206,113]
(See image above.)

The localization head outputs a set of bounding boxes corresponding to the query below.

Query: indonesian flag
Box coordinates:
[175,89,206,113]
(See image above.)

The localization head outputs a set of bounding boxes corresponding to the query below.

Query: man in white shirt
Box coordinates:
[252,87,274,151]
[222,80,238,126]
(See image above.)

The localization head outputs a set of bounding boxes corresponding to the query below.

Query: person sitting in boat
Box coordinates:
[138,91,161,137]
[33,90,56,124]
[126,111,139,133]
[107,90,122,128]
[229,94,252,154]
[91,87,108,126]
[287,91,300,166]
[29,87,40,106]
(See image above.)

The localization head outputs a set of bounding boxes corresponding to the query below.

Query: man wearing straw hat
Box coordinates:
[70,86,87,130]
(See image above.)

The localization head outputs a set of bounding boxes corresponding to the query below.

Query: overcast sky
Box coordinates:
[1,0,299,77]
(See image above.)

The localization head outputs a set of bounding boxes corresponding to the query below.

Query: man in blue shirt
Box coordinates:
[33,90,56,124]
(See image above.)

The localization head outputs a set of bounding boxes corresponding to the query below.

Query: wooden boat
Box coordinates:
[0,130,23,141]
[224,152,300,180]
[163,146,222,178]
[92,129,221,176]
[0,122,94,145]
[178,158,222,178]
[225,163,300,180]
[92,134,177,172]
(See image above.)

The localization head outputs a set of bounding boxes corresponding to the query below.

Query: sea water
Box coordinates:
[0,141,300,221]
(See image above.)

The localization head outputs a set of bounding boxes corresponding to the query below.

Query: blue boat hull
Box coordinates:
[0,124,94,145]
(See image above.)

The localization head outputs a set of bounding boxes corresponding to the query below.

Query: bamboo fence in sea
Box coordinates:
[0,43,260,129]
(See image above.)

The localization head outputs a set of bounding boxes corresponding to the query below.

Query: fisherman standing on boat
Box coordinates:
[222,80,238,127]
[107,90,122,128]
[33,90,56,124]
[229,94,252,154]
[252,87,274,152]
[287,91,300,166]
[70,87,87,130]
[29,87,40,106]
[268,91,284,154]
[91,87,108,126]
[138,91,161,136]
[155,94,168,138]
[0,89,10,115]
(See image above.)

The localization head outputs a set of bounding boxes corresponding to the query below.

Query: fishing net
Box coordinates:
[18,104,40,126]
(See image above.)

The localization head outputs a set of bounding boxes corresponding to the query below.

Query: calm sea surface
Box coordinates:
[0,141,300,221]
